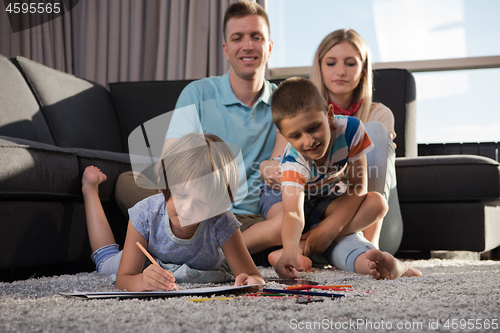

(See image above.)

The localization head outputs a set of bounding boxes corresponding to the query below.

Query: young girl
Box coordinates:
[82,133,264,291]
[309,28,401,251]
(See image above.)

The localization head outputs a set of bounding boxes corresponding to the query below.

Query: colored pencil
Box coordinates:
[285,284,352,290]
[284,285,370,294]
[262,288,344,298]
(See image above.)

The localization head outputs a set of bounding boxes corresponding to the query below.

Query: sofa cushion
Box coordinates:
[372,69,417,158]
[109,80,193,153]
[396,155,500,202]
[0,136,80,198]
[0,54,55,145]
[14,56,123,153]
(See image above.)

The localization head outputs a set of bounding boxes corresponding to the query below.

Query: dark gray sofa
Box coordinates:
[1,54,499,280]
[0,54,132,279]
[370,70,500,253]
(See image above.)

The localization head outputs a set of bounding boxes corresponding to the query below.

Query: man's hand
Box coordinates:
[301,225,338,257]
[274,250,304,279]
[260,160,281,189]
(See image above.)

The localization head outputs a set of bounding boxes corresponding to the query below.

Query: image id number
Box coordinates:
[444,318,498,330]
[6,2,61,14]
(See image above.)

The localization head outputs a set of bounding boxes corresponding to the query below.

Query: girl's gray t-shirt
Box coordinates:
[129,193,241,270]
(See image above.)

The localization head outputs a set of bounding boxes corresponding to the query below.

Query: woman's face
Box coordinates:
[320,41,364,102]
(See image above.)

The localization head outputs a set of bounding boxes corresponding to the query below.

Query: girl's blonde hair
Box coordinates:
[160,133,239,215]
[309,28,373,123]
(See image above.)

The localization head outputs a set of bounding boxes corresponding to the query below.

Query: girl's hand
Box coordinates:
[260,160,281,188]
[234,273,264,291]
[140,265,176,291]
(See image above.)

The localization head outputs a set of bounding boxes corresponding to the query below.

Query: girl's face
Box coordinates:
[166,182,212,228]
[320,41,364,102]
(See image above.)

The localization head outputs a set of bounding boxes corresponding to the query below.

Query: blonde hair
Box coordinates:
[160,133,239,215]
[310,29,373,123]
[271,77,327,130]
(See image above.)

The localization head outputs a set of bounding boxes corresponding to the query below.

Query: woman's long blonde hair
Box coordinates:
[310,29,373,123]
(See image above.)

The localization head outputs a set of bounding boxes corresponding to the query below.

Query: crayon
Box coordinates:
[262,288,344,298]
[188,297,235,302]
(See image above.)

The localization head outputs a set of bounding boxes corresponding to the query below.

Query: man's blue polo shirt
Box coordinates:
[167,71,277,215]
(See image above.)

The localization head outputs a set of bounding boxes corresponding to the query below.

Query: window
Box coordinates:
[415,68,500,144]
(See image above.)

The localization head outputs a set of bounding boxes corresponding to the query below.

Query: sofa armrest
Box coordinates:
[0,136,81,199]
[396,155,500,202]
[0,136,132,202]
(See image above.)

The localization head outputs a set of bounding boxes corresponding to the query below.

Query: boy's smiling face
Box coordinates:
[279,106,335,164]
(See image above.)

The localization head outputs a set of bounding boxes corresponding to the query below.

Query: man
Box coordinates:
[115,1,287,248]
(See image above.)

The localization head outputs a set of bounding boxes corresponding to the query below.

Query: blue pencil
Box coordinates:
[262,288,344,298]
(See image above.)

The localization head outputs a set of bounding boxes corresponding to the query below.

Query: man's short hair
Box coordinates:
[223,1,270,41]
[271,77,328,130]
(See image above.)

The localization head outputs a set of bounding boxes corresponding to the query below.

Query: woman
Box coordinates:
[309,28,402,253]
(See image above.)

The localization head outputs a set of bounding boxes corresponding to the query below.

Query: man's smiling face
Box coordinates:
[222,14,273,81]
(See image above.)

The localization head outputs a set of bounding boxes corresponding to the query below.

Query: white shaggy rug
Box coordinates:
[1,259,499,332]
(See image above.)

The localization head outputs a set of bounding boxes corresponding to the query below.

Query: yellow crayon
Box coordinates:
[189,297,236,302]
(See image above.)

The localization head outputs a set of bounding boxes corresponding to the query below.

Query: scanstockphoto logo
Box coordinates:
[3,0,79,33]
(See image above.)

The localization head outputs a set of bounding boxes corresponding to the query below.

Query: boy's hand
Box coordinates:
[302,225,337,256]
[274,251,304,279]
[260,160,281,189]
[140,265,176,291]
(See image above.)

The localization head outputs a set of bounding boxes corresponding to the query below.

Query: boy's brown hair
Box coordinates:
[223,1,270,41]
[271,77,328,130]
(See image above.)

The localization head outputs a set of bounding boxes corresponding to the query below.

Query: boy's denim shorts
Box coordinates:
[259,182,341,230]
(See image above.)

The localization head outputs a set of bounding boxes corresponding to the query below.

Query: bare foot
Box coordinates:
[296,240,313,272]
[268,249,281,267]
[365,249,422,280]
[82,166,107,194]
[298,254,313,272]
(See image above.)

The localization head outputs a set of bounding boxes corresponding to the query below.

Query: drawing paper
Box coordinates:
[60,284,260,299]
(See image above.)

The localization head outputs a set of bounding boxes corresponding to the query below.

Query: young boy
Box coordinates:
[261,77,421,280]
